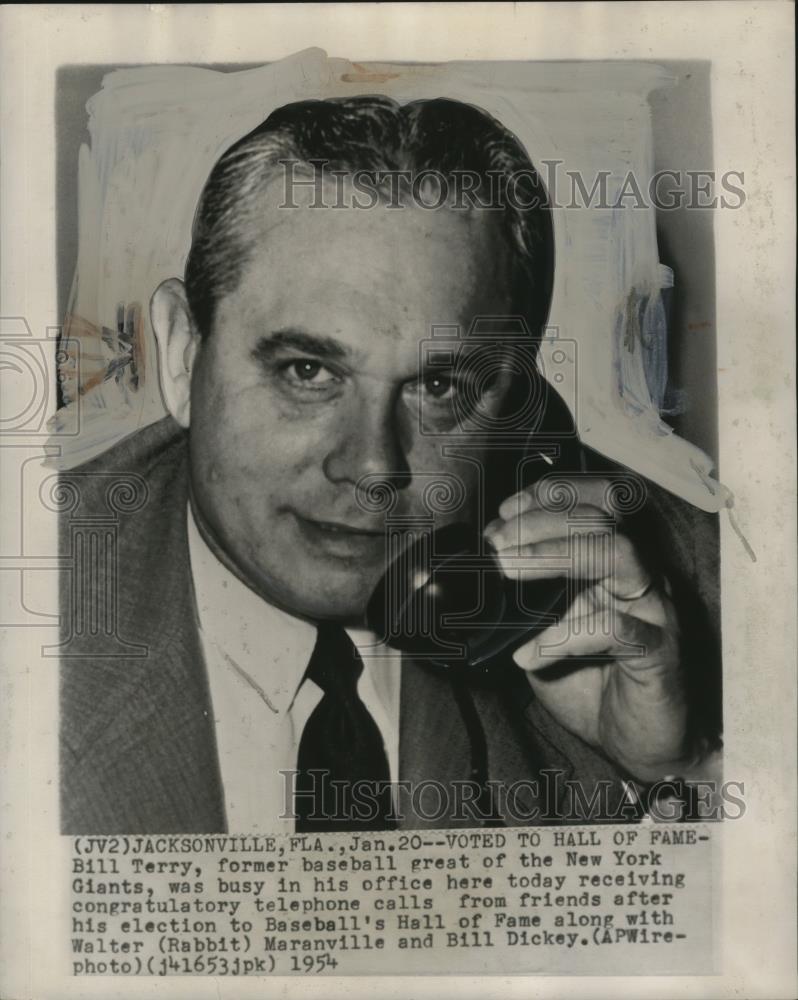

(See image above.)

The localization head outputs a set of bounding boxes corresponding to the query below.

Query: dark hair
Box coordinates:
[184,96,553,339]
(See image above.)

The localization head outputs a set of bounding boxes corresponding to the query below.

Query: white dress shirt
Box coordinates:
[186,506,401,832]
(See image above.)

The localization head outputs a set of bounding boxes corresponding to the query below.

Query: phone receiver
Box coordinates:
[365,382,584,676]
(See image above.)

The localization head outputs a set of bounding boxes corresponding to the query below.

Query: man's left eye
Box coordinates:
[421,373,459,400]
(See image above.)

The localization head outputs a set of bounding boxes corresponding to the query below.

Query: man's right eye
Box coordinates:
[277,359,341,390]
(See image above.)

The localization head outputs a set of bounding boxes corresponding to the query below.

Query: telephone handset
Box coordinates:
[365,379,585,678]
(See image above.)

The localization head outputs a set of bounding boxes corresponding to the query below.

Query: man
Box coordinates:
[59,96,720,834]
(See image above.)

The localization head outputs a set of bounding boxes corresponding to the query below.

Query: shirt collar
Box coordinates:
[186,503,318,716]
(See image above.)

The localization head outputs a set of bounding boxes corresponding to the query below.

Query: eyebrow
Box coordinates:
[252,328,351,363]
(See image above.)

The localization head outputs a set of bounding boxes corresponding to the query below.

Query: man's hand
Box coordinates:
[485,476,689,782]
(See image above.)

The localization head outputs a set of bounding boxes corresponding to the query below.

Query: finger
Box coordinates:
[512,609,665,672]
[498,477,621,522]
[491,531,650,597]
[485,503,611,552]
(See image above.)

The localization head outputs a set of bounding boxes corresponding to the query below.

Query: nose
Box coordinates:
[322,391,410,489]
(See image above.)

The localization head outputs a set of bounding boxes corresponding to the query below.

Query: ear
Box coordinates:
[150,278,201,428]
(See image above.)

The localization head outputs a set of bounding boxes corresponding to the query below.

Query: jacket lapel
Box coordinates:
[60,420,226,833]
[397,659,473,829]
[397,658,564,828]
[397,657,581,829]
[469,673,574,826]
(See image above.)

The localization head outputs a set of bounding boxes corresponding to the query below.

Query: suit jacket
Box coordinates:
[59,417,720,833]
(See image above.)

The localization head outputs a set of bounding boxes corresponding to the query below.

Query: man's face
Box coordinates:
[187,185,518,622]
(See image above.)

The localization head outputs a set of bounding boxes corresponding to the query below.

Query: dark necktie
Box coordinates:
[295,623,396,832]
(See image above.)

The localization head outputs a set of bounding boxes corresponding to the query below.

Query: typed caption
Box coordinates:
[69,824,715,976]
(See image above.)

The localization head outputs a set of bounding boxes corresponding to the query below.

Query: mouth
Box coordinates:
[290,511,387,559]
[296,514,384,536]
